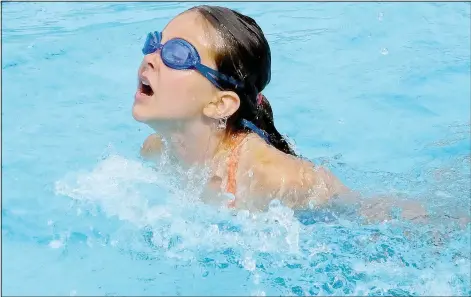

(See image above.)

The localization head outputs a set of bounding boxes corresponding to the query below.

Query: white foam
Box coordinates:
[54,155,303,257]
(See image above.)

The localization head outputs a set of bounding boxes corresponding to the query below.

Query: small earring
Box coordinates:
[217,117,228,130]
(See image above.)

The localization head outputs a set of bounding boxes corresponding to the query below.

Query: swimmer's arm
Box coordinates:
[296,165,432,223]
[252,161,429,223]
[293,165,431,222]
[140,133,164,160]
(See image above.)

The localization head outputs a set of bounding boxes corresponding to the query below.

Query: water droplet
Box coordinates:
[49,240,63,249]
[243,256,256,271]
[269,199,282,209]
[381,48,389,55]
[308,198,324,209]
[209,224,219,234]
[253,273,261,284]
[378,12,384,21]
[237,210,250,220]
[222,192,235,201]
[86,237,93,247]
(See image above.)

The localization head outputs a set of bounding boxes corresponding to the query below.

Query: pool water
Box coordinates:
[2,2,470,296]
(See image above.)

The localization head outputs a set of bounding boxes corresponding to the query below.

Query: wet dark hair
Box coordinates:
[188,5,297,156]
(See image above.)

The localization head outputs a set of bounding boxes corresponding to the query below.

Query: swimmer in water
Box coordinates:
[132,5,436,222]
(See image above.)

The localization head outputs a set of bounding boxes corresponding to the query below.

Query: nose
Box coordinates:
[143,46,164,70]
[143,52,159,70]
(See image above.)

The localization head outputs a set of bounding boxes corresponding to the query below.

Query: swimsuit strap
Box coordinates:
[225,133,249,206]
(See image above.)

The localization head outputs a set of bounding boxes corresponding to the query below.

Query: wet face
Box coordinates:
[132,11,219,125]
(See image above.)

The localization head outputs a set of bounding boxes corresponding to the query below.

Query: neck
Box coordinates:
[149,119,227,168]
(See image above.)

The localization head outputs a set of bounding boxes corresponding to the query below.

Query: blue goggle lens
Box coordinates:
[161,39,195,69]
[142,32,196,69]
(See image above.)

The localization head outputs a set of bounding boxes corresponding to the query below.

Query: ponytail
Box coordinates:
[253,94,297,156]
[233,93,297,156]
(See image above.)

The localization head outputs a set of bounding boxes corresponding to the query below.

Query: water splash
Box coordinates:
[50,155,471,295]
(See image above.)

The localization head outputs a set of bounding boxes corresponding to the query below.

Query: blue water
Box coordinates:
[2,2,470,296]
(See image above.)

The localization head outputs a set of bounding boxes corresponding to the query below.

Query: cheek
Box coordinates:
[158,69,213,114]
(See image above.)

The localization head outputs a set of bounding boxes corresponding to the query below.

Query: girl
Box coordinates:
[133,5,427,221]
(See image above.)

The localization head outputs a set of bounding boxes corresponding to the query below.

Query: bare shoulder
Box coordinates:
[240,138,349,210]
[140,133,164,160]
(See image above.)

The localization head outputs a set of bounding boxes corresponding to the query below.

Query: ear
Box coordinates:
[202,90,241,120]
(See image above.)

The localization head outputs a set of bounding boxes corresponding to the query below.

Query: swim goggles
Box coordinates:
[142,31,244,91]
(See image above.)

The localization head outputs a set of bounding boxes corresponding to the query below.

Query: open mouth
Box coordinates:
[140,80,154,96]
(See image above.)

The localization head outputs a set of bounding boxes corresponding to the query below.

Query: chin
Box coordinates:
[132,104,172,125]
[132,104,150,123]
